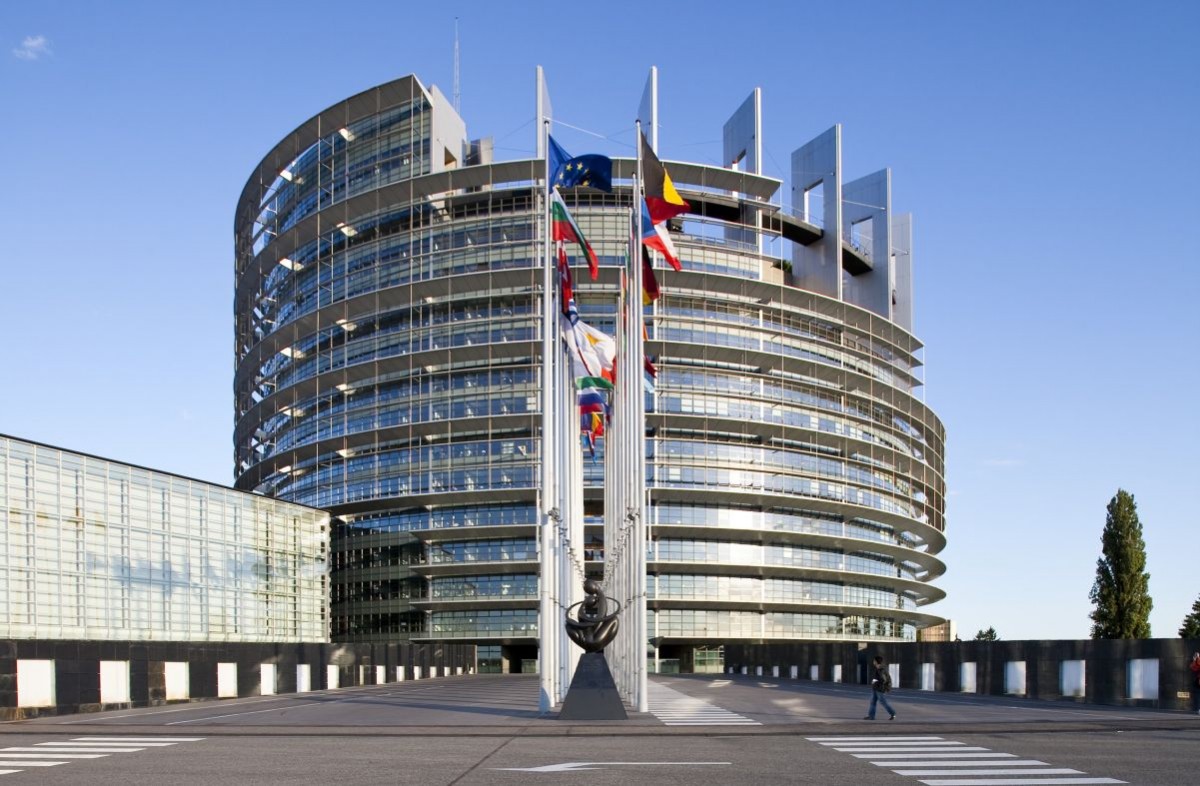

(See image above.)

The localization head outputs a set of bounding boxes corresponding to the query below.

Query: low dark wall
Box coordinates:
[0,639,476,720]
[725,638,1200,711]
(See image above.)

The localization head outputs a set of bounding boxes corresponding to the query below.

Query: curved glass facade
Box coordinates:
[234,76,946,663]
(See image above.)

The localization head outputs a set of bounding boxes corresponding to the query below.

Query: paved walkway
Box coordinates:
[5,673,1197,737]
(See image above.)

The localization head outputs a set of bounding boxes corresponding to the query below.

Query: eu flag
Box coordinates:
[548,135,613,192]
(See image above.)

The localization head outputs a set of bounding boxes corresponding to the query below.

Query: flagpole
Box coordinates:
[539,117,556,714]
[632,122,648,714]
[559,317,573,702]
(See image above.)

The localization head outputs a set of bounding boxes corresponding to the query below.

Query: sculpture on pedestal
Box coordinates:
[565,578,620,652]
[557,578,628,720]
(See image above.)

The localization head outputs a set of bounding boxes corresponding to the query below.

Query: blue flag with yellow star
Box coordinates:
[548,135,613,192]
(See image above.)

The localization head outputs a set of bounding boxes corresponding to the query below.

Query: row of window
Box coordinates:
[652,504,894,544]
[1,569,325,640]
[264,319,538,400]
[658,366,931,453]
[429,574,539,599]
[249,311,535,419]
[654,539,904,579]
[278,437,536,496]
[649,574,913,610]
[650,610,912,640]
[340,504,539,536]
[331,607,918,642]
[250,214,539,337]
[428,539,537,564]
[251,100,430,255]
[333,534,905,579]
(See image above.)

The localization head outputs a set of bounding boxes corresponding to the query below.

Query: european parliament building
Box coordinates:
[233,73,947,673]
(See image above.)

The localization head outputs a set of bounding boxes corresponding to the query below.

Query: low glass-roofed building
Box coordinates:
[0,435,329,642]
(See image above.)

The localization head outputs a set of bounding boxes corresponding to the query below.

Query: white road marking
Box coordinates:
[812,737,947,743]
[8,747,129,754]
[812,732,1126,785]
[0,735,204,780]
[917,779,1124,786]
[825,744,974,748]
[57,695,303,722]
[52,741,171,747]
[33,744,144,752]
[647,682,760,726]
[0,753,109,759]
[898,769,1084,777]
[840,747,991,753]
[494,761,731,773]
[874,760,1050,768]
[854,753,1017,759]
[70,737,204,742]
[166,706,294,724]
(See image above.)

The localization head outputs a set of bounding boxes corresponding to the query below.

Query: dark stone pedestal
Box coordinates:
[557,652,628,720]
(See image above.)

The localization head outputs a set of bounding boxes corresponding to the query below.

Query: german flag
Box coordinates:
[640,130,690,224]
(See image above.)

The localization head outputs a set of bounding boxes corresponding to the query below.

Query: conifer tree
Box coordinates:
[1089,489,1152,638]
[973,626,999,641]
[1180,594,1200,638]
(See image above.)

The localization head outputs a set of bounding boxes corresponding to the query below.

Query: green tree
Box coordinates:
[974,626,999,641]
[1089,489,1152,638]
[1180,594,1200,638]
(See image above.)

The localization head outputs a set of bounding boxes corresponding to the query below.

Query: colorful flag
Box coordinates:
[641,247,660,304]
[581,409,605,436]
[549,135,613,193]
[551,191,599,280]
[640,131,689,224]
[578,388,608,414]
[568,318,617,383]
[640,198,681,271]
[557,249,574,315]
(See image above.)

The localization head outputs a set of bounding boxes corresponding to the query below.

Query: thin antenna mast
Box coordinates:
[453,18,461,114]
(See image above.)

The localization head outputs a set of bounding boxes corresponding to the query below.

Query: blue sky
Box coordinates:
[2,0,1197,641]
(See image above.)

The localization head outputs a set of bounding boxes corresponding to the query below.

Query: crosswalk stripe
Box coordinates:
[809,736,945,742]
[5,748,120,755]
[814,733,1125,786]
[917,779,1125,786]
[841,747,991,753]
[67,741,178,746]
[32,745,144,752]
[71,738,203,742]
[898,769,1084,777]
[0,753,108,759]
[830,744,969,748]
[824,741,966,747]
[53,742,170,747]
[855,753,1016,759]
[647,682,760,726]
[874,760,1050,768]
[0,736,205,778]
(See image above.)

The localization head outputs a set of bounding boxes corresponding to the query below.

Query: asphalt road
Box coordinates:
[2,674,1197,784]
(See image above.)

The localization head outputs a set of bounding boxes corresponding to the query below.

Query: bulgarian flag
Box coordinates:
[551,191,599,280]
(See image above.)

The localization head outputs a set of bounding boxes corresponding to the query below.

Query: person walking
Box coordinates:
[1189,652,1200,715]
[864,655,896,720]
